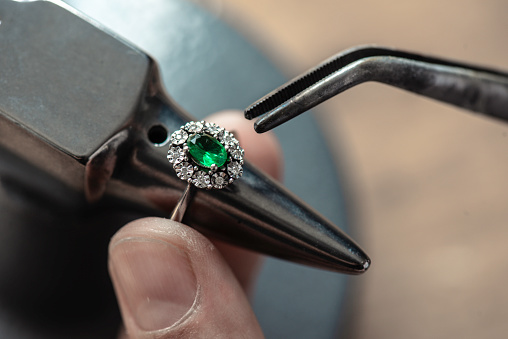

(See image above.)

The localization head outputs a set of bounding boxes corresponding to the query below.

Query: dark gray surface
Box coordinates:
[0,0,148,158]
[64,0,351,337]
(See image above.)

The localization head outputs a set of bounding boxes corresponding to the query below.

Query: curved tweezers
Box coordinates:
[245,46,508,132]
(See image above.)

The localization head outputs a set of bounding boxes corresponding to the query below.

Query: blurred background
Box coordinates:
[209,1,508,338]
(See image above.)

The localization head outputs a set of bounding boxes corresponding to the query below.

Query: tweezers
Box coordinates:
[245,45,508,132]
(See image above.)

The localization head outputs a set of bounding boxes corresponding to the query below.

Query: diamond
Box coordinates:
[170,129,188,145]
[204,122,223,137]
[184,121,204,133]
[174,162,194,180]
[167,146,185,164]
[187,133,228,168]
[219,131,239,148]
[227,161,243,179]
[230,146,244,161]
[192,171,210,188]
[212,172,228,189]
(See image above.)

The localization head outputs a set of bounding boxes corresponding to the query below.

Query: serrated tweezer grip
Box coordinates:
[245,46,508,133]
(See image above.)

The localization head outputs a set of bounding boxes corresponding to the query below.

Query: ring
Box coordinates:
[167,121,244,221]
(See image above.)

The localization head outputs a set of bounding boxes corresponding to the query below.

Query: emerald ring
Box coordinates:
[167,121,244,190]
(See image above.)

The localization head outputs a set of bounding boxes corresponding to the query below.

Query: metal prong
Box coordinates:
[246,46,508,133]
[170,183,196,222]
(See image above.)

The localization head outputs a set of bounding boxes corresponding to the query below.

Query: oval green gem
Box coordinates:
[187,133,227,168]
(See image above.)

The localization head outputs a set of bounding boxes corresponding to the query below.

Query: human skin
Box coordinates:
[108,110,283,338]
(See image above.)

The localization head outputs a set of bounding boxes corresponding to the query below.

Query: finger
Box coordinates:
[205,110,283,294]
[109,217,264,338]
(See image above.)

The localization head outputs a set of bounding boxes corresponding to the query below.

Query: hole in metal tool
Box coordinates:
[148,124,169,146]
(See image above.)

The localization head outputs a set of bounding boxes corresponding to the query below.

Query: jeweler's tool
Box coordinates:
[245,46,508,132]
[0,0,369,274]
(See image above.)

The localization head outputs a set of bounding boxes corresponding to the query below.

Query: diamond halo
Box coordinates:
[168,121,244,189]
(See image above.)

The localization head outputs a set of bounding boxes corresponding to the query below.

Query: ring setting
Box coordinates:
[167,121,244,190]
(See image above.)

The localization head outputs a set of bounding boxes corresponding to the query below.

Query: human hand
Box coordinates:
[108,110,283,338]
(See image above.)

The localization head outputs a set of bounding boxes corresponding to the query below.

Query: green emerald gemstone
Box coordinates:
[187,133,227,168]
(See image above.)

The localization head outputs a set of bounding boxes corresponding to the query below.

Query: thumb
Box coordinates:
[109,217,263,338]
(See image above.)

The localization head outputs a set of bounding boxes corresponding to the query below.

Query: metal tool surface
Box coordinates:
[245,46,508,132]
[0,0,369,272]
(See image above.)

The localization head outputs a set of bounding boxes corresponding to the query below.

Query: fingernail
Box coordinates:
[109,238,197,331]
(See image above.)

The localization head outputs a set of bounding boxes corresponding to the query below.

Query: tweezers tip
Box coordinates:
[244,97,274,120]
[244,108,255,120]
[253,119,270,133]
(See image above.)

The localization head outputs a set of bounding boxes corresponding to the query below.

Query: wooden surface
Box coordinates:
[212,1,508,338]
